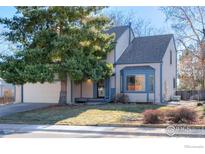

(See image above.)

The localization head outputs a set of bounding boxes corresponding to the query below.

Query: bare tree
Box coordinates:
[161,7,205,54]
[105,9,164,37]
[161,6,205,89]
[178,50,203,90]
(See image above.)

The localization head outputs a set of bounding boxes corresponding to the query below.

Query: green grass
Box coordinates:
[0,103,164,126]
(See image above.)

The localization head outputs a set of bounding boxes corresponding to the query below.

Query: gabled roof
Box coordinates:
[106,26,129,42]
[116,34,174,64]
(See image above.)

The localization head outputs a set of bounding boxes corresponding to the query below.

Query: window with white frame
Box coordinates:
[126,75,145,91]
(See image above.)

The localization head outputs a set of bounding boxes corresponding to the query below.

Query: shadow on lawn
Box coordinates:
[0,103,163,125]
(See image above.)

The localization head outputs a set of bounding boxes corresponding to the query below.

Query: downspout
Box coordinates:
[146,73,149,102]
[160,63,163,103]
[114,42,117,96]
[14,84,16,103]
[71,80,73,103]
[21,84,24,103]
[154,71,156,103]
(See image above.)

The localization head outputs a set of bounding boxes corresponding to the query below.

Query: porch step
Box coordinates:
[87,98,106,102]
[85,102,109,105]
[75,97,111,104]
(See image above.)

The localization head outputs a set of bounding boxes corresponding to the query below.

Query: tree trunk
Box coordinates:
[201,59,205,90]
[58,77,67,105]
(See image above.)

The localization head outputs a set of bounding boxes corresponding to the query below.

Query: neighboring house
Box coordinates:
[0,78,15,98]
[0,78,15,104]
[15,25,177,104]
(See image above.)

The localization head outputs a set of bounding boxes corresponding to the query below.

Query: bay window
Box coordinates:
[126,75,145,91]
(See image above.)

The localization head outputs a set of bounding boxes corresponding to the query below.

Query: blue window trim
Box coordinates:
[125,74,146,93]
[121,66,155,94]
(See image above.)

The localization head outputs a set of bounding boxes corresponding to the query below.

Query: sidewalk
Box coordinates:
[1,124,205,138]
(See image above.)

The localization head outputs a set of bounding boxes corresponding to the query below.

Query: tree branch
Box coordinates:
[179,7,201,43]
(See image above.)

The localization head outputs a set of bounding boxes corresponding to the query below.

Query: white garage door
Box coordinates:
[23,82,61,103]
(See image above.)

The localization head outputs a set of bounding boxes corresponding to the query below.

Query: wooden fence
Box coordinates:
[0,97,14,105]
[176,90,205,100]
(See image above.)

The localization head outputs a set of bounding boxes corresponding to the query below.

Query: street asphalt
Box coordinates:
[1,124,205,138]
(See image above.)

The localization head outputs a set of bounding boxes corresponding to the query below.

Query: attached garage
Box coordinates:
[16,82,61,104]
[15,77,72,104]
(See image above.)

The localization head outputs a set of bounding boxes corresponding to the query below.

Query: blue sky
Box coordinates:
[0,6,16,18]
[0,6,173,54]
[0,6,172,32]
[107,7,170,28]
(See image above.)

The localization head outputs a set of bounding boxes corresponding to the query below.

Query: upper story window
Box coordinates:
[170,50,172,64]
[173,78,176,89]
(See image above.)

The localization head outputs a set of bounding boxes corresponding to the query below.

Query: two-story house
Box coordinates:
[15,25,177,104]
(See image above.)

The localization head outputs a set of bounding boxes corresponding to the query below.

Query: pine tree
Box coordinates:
[0,7,114,104]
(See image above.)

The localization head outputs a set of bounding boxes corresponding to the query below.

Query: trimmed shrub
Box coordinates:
[204,107,205,115]
[197,102,203,106]
[113,93,129,103]
[166,107,197,124]
[143,109,164,124]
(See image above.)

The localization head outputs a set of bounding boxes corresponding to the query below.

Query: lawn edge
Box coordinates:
[1,122,205,129]
[56,123,205,129]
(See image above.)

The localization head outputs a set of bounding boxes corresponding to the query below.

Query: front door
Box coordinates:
[97,80,105,98]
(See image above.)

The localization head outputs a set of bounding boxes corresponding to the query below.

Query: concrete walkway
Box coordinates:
[0,124,205,138]
[0,103,54,117]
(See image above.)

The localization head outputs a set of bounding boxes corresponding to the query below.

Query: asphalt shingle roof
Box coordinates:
[106,26,129,42]
[116,34,174,64]
[122,66,155,70]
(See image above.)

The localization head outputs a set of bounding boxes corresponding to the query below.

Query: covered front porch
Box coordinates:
[72,77,115,103]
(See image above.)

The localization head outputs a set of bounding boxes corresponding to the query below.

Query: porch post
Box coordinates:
[80,82,82,97]
[21,84,24,103]
[67,76,72,104]
[105,78,110,99]
[93,82,97,98]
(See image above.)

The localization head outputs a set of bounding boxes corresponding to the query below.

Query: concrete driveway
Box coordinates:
[0,103,54,117]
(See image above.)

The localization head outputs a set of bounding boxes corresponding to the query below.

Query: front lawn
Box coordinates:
[0,102,204,126]
[0,103,164,125]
